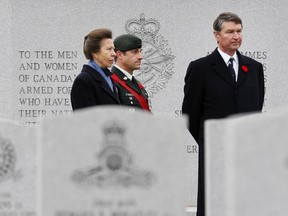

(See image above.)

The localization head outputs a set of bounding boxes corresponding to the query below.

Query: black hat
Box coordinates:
[114,34,142,52]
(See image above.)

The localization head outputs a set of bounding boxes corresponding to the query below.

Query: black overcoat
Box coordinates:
[71,65,120,110]
[182,48,265,216]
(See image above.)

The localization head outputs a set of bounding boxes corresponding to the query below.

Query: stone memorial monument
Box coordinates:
[2,1,288,215]
[39,106,197,216]
[2,0,288,124]
[205,110,288,216]
[0,119,38,216]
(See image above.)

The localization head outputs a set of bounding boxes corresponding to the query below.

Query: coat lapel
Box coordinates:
[112,66,141,93]
[237,51,250,87]
[127,78,141,93]
[210,49,236,87]
[83,65,119,101]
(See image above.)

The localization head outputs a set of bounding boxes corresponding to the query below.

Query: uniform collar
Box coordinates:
[114,64,133,80]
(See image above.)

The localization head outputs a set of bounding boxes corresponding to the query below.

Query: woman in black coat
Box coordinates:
[70,28,120,110]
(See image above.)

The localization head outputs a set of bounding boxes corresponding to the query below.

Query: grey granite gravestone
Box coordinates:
[39,106,196,216]
[205,111,288,216]
[0,119,38,216]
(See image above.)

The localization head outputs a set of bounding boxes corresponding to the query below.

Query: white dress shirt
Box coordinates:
[217,48,239,81]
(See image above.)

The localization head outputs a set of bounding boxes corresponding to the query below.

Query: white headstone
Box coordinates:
[205,111,288,216]
[0,119,38,215]
[39,106,193,216]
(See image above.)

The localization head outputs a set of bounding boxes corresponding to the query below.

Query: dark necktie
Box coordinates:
[228,58,236,79]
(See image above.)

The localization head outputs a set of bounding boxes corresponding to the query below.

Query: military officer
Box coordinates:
[111,34,150,111]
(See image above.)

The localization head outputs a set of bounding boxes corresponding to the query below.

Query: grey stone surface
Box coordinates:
[0,118,38,215]
[0,0,287,124]
[0,1,13,118]
[1,1,288,215]
[205,118,231,216]
[39,106,195,215]
[205,111,288,216]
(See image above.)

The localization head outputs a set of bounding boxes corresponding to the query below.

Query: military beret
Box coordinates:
[114,34,142,52]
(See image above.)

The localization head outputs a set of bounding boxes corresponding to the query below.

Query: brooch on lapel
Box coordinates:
[241,65,248,72]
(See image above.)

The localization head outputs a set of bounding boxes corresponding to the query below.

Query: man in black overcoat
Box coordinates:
[182,12,265,216]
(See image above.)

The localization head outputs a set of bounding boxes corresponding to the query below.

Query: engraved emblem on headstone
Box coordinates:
[71,121,155,188]
[125,13,175,97]
[0,137,17,182]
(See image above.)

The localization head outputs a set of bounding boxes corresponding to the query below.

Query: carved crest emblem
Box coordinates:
[71,121,155,188]
[125,13,175,98]
[0,137,17,182]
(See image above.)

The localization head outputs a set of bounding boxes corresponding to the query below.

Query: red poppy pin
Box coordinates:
[242,65,248,72]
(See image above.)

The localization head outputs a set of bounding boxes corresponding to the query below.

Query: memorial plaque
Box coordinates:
[40,107,190,216]
[5,0,285,125]
[0,119,38,216]
[205,111,288,216]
